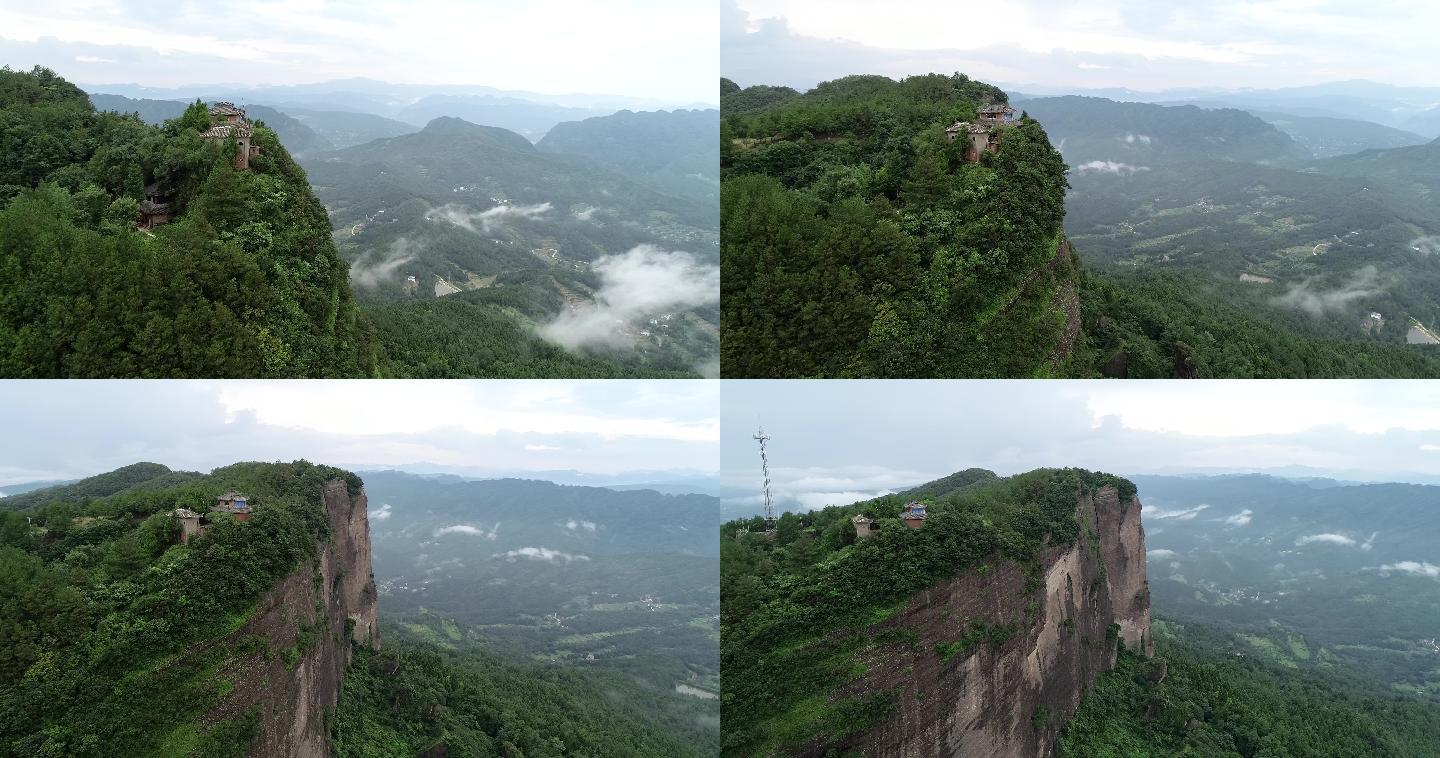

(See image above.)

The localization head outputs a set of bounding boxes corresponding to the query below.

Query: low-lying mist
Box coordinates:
[539,244,719,350]
[1270,265,1384,316]
[350,239,419,289]
[426,202,553,234]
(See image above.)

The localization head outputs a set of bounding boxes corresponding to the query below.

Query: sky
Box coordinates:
[0,380,718,487]
[0,0,718,104]
[722,380,1440,514]
[723,0,1440,93]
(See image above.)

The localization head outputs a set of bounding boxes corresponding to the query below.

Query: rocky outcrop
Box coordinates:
[203,480,380,757]
[827,485,1150,758]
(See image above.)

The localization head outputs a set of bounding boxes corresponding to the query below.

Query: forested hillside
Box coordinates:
[538,107,721,204]
[0,66,379,377]
[1017,96,1309,166]
[334,621,714,757]
[721,73,1075,377]
[1062,622,1440,756]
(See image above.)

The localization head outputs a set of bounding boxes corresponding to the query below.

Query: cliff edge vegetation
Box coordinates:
[719,468,1139,755]
[720,74,1074,377]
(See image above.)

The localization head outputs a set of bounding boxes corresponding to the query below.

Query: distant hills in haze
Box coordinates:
[82,77,712,140]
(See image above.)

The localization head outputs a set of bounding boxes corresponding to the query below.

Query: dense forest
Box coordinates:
[719,468,1133,755]
[0,66,379,377]
[721,73,1074,377]
[0,460,358,756]
[1061,621,1440,756]
[333,619,715,757]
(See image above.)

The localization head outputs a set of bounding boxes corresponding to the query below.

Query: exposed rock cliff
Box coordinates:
[828,485,1150,758]
[203,479,380,757]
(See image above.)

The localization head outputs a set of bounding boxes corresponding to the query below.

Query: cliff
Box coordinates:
[822,485,1151,757]
[202,479,380,757]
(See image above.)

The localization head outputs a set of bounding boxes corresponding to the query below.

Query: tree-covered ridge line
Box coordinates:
[720,467,1135,755]
[1061,620,1440,756]
[720,72,1074,377]
[0,460,360,756]
[0,65,380,377]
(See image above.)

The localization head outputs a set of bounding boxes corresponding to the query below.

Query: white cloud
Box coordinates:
[496,546,590,562]
[215,381,719,443]
[564,519,598,532]
[524,444,562,452]
[1145,503,1210,520]
[427,202,552,235]
[1147,549,1178,559]
[1075,160,1150,175]
[435,523,500,540]
[1378,561,1440,578]
[1123,133,1154,145]
[1224,509,1253,526]
[1296,533,1356,547]
[371,503,393,521]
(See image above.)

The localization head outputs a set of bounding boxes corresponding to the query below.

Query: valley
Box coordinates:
[1017,91,1440,376]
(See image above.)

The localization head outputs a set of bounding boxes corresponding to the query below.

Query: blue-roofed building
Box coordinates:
[215,490,252,522]
[900,501,927,529]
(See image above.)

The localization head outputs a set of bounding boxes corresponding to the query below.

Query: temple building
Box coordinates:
[203,102,260,170]
[138,181,173,230]
[945,103,1019,162]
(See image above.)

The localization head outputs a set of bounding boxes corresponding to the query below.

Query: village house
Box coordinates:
[203,102,261,170]
[171,508,203,544]
[214,490,253,522]
[852,514,874,539]
[899,502,927,529]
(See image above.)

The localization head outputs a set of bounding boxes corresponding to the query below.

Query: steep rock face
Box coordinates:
[829,485,1150,758]
[204,480,380,757]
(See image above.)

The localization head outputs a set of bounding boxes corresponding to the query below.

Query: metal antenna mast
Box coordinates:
[754,426,775,527]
